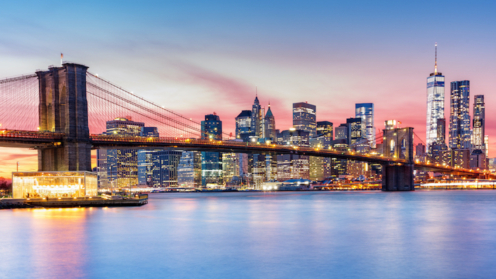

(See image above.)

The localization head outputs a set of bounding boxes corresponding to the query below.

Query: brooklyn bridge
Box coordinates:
[0,62,493,191]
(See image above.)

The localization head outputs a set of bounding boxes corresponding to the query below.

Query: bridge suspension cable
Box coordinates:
[86,73,232,139]
[0,74,38,131]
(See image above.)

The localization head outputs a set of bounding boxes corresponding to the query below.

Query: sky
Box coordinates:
[1,0,496,177]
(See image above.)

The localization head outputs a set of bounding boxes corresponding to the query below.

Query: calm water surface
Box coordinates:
[2,191,496,279]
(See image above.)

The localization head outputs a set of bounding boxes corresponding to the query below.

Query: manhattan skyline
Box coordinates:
[1,0,495,177]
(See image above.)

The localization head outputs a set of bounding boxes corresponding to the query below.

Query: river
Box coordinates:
[1,190,496,278]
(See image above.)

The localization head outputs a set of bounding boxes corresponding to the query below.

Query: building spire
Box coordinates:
[434,43,438,75]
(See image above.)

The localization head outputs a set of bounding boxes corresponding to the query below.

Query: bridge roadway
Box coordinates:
[0,130,493,178]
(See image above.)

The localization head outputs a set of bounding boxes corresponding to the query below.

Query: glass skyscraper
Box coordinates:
[293,102,316,138]
[101,117,145,188]
[201,114,223,186]
[355,103,375,148]
[449,80,471,149]
[426,44,445,149]
[472,95,485,151]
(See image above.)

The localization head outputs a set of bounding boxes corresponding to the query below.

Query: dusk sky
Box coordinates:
[1,0,496,177]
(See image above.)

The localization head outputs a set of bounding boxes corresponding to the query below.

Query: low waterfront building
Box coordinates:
[12,172,97,199]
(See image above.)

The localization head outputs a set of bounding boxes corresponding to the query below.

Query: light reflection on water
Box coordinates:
[1,191,496,279]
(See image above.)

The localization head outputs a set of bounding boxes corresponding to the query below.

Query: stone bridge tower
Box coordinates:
[382,127,414,191]
[36,63,92,171]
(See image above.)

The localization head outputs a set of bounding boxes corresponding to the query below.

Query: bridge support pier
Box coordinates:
[382,164,414,191]
[381,127,415,191]
[36,63,92,171]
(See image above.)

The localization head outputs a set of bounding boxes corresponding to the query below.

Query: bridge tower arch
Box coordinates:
[382,127,414,191]
[36,63,92,171]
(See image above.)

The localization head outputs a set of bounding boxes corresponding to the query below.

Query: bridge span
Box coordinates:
[0,62,494,191]
[0,129,492,179]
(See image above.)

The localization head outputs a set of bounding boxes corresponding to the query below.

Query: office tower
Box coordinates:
[415,143,425,158]
[426,43,445,149]
[472,95,485,151]
[346,118,362,145]
[137,150,156,186]
[151,150,182,187]
[449,80,471,149]
[316,121,333,139]
[201,114,223,186]
[177,151,196,187]
[312,121,333,181]
[202,113,222,140]
[222,153,240,185]
[263,104,276,140]
[235,110,252,142]
[355,103,375,147]
[251,96,262,138]
[436,118,446,144]
[137,127,160,186]
[293,102,317,137]
[276,129,310,180]
[103,117,145,188]
[141,127,159,137]
[485,135,489,157]
[309,136,332,181]
[335,124,348,141]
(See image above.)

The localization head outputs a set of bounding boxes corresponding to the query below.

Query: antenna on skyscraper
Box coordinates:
[434,43,438,75]
[60,53,63,65]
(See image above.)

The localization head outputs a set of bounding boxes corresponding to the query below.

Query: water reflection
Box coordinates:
[1,191,496,279]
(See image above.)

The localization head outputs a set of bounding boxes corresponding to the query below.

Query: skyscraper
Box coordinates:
[472,95,485,151]
[426,43,445,149]
[316,121,333,139]
[102,117,145,188]
[201,114,223,186]
[335,124,348,141]
[251,96,262,138]
[293,102,316,138]
[235,110,252,141]
[346,118,362,145]
[355,103,375,147]
[449,80,471,149]
[263,104,276,140]
[436,118,446,144]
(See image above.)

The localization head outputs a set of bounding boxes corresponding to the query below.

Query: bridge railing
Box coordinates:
[89,134,407,163]
[0,130,65,140]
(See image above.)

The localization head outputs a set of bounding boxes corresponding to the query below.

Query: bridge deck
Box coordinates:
[0,130,492,178]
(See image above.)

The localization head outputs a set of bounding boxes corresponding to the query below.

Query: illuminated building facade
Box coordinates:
[449,80,471,150]
[251,96,262,138]
[101,117,145,188]
[277,129,310,180]
[355,103,375,147]
[316,121,333,139]
[437,118,446,144]
[177,151,196,187]
[309,136,332,181]
[201,114,223,186]
[335,124,348,141]
[472,95,485,152]
[346,118,362,145]
[152,150,182,187]
[263,105,276,140]
[235,110,252,142]
[293,102,316,137]
[222,153,240,184]
[426,43,445,149]
[13,172,97,199]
